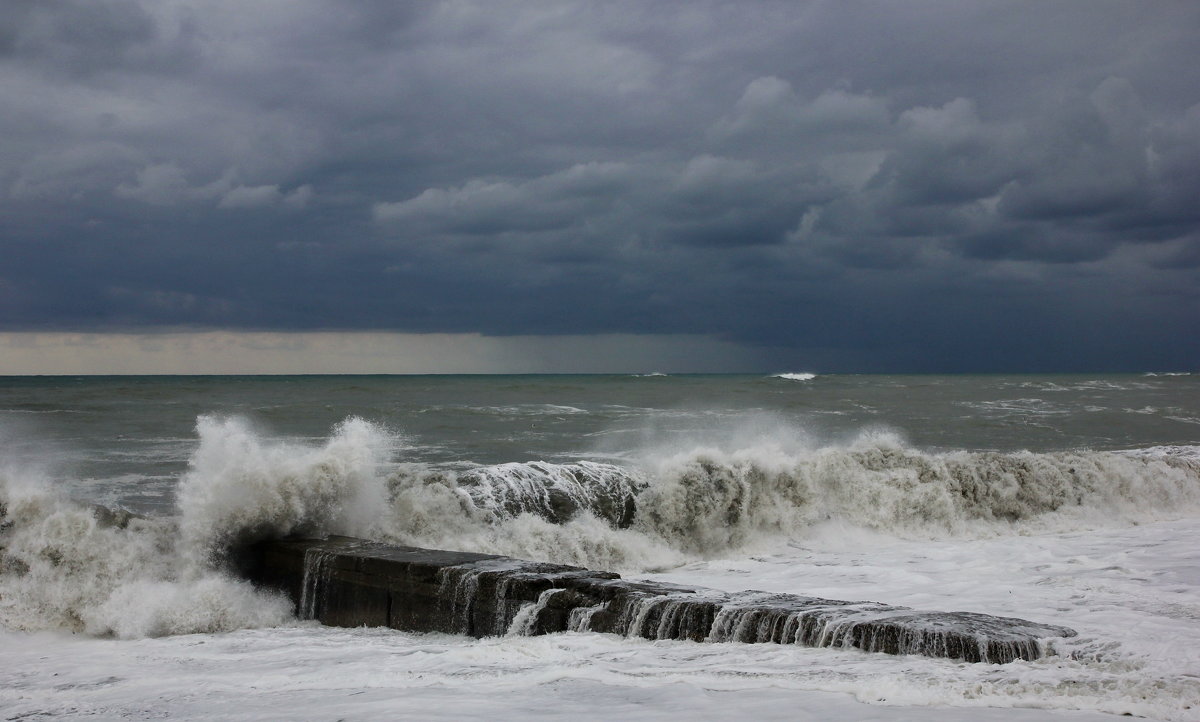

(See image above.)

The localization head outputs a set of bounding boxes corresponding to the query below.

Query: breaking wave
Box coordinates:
[0,415,391,638]
[771,372,817,381]
[628,437,1200,550]
[0,471,292,638]
[176,415,390,566]
[4,414,1200,638]
[374,430,1200,568]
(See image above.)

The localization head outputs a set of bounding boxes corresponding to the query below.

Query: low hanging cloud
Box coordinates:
[711,76,891,145]
[1,1,1198,371]
[373,162,635,234]
[115,163,314,210]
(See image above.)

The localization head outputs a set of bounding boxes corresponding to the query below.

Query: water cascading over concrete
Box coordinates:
[241,535,1076,663]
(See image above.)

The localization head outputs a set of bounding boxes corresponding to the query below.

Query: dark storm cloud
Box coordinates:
[2,0,1199,371]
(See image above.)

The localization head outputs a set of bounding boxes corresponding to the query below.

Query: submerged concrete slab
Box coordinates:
[241,535,1076,663]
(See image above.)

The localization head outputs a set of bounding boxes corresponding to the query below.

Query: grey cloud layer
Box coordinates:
[2,0,1198,370]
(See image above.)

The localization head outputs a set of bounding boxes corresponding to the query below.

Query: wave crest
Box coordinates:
[176,415,391,565]
[0,470,291,637]
[375,432,1200,564]
[5,414,1200,637]
[633,438,1200,551]
[0,415,395,637]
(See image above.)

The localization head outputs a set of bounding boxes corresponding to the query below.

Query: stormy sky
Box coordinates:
[2,0,1198,373]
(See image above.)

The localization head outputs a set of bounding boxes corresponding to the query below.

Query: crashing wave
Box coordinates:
[175,415,389,566]
[379,432,1200,560]
[0,470,291,638]
[452,461,642,527]
[630,438,1200,551]
[5,414,1200,638]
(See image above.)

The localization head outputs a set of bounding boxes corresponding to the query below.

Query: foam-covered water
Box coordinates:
[373,431,1200,570]
[2,373,1199,719]
[0,467,291,638]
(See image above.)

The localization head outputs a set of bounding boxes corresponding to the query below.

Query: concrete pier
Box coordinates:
[241,535,1076,663]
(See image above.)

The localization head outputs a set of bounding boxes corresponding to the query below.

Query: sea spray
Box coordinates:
[454,461,641,527]
[85,575,290,639]
[6,412,1200,638]
[0,468,291,637]
[375,432,1200,568]
[630,433,1200,547]
[102,417,1200,586]
[382,464,684,571]
[168,413,1200,574]
[4,374,1199,720]
[176,415,391,567]
[0,414,400,639]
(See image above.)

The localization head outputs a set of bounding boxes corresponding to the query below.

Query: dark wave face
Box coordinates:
[383,437,1200,553]
[452,461,643,527]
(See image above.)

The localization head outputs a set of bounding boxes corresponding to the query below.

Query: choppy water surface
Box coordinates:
[1,373,1198,720]
[2,373,1196,511]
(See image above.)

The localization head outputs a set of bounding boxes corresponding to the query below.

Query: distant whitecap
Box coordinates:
[771,372,816,381]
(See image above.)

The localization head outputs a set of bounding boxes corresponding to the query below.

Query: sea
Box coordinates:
[1,372,1198,720]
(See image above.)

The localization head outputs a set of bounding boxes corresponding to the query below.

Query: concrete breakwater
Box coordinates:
[241,536,1076,663]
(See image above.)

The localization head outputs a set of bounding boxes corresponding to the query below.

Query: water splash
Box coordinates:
[506,588,569,636]
[299,547,338,620]
[0,466,291,638]
[176,415,390,566]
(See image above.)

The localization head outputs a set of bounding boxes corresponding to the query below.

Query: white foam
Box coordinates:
[176,415,391,565]
[363,428,1200,573]
[4,411,1200,719]
[0,624,1135,721]
[376,494,685,572]
[771,372,817,381]
[86,576,292,639]
[0,415,396,639]
[0,466,291,638]
[641,517,1200,720]
[621,432,1200,556]
[467,404,589,416]
[7,412,1200,645]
